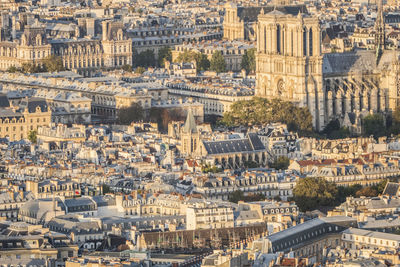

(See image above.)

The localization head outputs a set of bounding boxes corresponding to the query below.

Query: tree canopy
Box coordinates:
[322,119,351,139]
[269,156,290,170]
[43,55,65,72]
[241,48,256,74]
[28,130,37,144]
[133,49,156,67]
[175,50,210,72]
[220,97,313,133]
[293,177,338,212]
[117,103,144,125]
[362,113,386,137]
[210,51,226,73]
[228,190,265,203]
[122,64,133,72]
[157,46,172,67]
[293,177,387,212]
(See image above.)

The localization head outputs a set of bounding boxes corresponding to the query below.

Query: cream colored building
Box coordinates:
[0,102,51,141]
[186,201,234,230]
[0,20,132,77]
[342,228,400,250]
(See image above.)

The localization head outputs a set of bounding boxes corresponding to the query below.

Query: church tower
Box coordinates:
[180,109,200,157]
[255,7,325,130]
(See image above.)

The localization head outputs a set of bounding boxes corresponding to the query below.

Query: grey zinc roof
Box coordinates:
[237,5,307,22]
[92,195,116,207]
[343,228,400,241]
[234,210,261,221]
[267,216,356,243]
[323,50,398,74]
[63,197,95,208]
[248,133,265,150]
[365,198,400,210]
[203,134,265,155]
[383,182,400,196]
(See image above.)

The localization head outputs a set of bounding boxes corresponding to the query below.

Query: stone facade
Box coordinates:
[255,4,400,131]
[0,20,132,77]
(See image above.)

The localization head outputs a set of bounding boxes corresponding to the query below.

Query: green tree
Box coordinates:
[194,53,210,72]
[355,187,377,197]
[322,119,351,139]
[210,51,226,73]
[372,179,388,195]
[43,55,65,72]
[241,48,256,74]
[21,63,43,74]
[293,177,338,212]
[390,106,400,135]
[6,66,18,73]
[363,113,386,137]
[117,103,144,124]
[244,161,259,168]
[158,46,172,67]
[175,51,210,72]
[28,130,37,143]
[176,50,197,63]
[102,184,112,194]
[336,184,362,203]
[228,190,244,203]
[122,64,133,72]
[220,97,313,134]
[135,66,146,74]
[202,164,222,173]
[270,156,290,170]
[133,49,156,67]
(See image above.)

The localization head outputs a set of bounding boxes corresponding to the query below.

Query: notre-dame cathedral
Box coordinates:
[230,0,400,131]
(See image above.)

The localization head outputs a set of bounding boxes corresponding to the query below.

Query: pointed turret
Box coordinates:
[183,109,197,134]
[375,0,385,64]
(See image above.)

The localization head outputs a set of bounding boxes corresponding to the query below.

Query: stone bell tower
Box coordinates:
[255,7,325,130]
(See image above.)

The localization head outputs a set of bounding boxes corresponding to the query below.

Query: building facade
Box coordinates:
[0,20,132,77]
[255,3,400,131]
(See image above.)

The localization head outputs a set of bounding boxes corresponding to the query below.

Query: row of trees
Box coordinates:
[7,55,65,74]
[131,47,172,69]
[321,109,400,139]
[292,177,387,211]
[116,103,186,132]
[361,109,400,138]
[219,97,313,134]
[174,50,227,73]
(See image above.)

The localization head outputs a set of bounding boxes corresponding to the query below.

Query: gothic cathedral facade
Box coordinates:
[255,3,400,131]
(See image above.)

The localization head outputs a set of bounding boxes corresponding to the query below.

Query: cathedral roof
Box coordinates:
[323,50,398,75]
[202,133,265,155]
[237,5,307,22]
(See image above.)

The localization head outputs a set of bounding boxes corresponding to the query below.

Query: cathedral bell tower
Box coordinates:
[255,6,325,130]
[180,109,200,157]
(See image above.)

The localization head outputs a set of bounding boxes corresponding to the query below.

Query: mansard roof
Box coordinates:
[237,5,307,22]
[202,133,265,155]
[19,97,48,113]
[383,182,400,196]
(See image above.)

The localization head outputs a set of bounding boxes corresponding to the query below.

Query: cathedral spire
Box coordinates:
[375,0,385,64]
